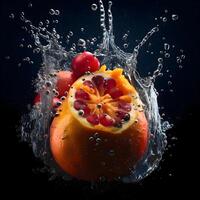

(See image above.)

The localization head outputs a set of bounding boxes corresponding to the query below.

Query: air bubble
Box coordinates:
[69,31,73,36]
[55,10,60,15]
[172,14,179,21]
[28,2,33,8]
[123,43,128,48]
[168,81,172,85]
[92,37,97,42]
[178,65,183,69]
[162,17,167,22]
[181,54,185,59]
[81,28,84,32]
[91,4,98,11]
[108,149,115,156]
[49,9,55,15]
[164,53,170,58]
[89,136,94,141]
[176,57,182,63]
[77,38,86,47]
[158,58,163,63]
[164,43,170,50]
[9,13,15,19]
[5,56,10,60]
[123,34,128,40]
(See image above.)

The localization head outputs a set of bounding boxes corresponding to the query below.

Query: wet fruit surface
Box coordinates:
[50,66,148,181]
[56,71,76,97]
[71,51,100,78]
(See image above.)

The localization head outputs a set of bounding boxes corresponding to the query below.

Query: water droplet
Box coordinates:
[164,53,170,58]
[164,9,168,13]
[5,56,10,60]
[53,20,59,24]
[28,2,33,8]
[55,10,60,15]
[176,56,182,63]
[92,37,97,42]
[123,34,128,40]
[154,17,158,21]
[123,43,128,48]
[181,54,185,59]
[45,81,52,87]
[69,31,73,36]
[108,149,115,156]
[96,138,101,143]
[164,43,170,50]
[9,13,15,19]
[172,14,178,21]
[169,89,174,92]
[19,44,24,48]
[23,57,31,62]
[178,65,183,69]
[91,4,98,11]
[162,17,167,22]
[168,81,172,85]
[81,27,84,32]
[33,48,40,54]
[77,38,86,47]
[158,58,163,63]
[49,9,55,15]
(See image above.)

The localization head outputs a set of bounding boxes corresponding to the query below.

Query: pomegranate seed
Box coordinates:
[82,107,91,117]
[86,114,99,125]
[109,88,123,99]
[99,114,114,127]
[74,100,87,110]
[83,80,94,88]
[75,89,90,100]
[104,78,116,90]
[116,111,127,119]
[118,101,132,112]
[92,75,104,90]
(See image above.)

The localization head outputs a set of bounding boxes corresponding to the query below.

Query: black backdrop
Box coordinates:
[0,0,199,199]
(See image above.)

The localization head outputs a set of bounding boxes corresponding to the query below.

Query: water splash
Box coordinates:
[19,1,181,182]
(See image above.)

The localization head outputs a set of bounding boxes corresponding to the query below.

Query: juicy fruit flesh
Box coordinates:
[73,75,132,127]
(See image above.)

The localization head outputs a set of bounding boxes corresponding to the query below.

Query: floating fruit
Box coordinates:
[71,51,100,78]
[56,71,76,97]
[50,65,148,181]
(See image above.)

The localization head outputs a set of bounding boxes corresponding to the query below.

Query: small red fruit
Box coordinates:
[56,71,76,97]
[71,51,100,77]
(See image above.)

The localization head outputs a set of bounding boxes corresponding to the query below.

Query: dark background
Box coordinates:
[0,0,199,199]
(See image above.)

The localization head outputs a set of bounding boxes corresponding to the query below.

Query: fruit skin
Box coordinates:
[56,71,76,97]
[71,51,100,78]
[50,98,148,181]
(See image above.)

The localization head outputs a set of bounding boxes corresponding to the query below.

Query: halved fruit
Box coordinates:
[50,65,148,181]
